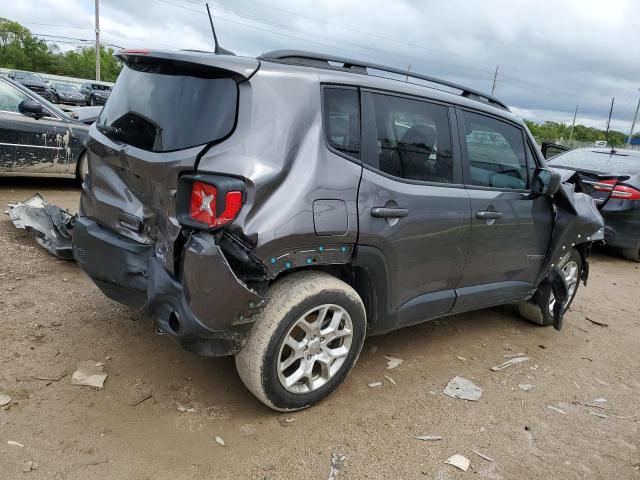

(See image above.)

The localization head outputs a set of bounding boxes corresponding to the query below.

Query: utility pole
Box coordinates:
[605,97,614,143]
[95,0,100,81]
[569,104,578,141]
[491,65,498,95]
[627,89,640,146]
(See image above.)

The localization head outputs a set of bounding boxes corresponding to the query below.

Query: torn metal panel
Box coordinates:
[6,194,76,260]
[535,173,605,327]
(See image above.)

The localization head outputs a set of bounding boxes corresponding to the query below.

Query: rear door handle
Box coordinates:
[476,210,503,220]
[371,207,409,218]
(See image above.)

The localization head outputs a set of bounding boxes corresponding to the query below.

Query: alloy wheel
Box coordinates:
[277,304,353,394]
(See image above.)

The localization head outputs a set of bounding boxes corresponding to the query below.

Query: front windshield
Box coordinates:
[55,83,79,92]
[15,72,43,82]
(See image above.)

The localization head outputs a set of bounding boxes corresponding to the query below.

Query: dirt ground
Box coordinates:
[1,178,639,480]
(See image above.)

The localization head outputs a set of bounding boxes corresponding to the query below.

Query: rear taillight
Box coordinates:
[592,178,640,200]
[178,175,245,230]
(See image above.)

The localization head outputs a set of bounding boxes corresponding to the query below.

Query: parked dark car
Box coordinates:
[80,82,112,106]
[8,70,53,101]
[50,82,86,106]
[0,76,90,180]
[73,49,604,411]
[547,147,640,261]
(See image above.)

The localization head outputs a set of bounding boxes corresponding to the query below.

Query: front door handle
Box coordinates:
[371,207,409,218]
[476,210,503,220]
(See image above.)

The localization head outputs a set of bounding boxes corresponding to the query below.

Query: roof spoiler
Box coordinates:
[117,49,259,81]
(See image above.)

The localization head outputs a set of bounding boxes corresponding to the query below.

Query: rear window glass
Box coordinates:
[97,64,237,152]
[548,150,640,175]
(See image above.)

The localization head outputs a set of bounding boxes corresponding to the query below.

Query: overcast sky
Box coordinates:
[2,0,639,133]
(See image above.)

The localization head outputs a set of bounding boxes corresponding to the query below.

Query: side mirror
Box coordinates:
[18,99,44,119]
[532,168,561,196]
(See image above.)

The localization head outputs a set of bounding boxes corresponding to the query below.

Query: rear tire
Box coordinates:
[235,271,366,411]
[621,247,640,262]
[518,248,583,326]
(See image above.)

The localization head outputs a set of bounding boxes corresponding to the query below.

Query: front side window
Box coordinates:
[370,93,453,183]
[323,87,360,159]
[461,110,528,189]
[0,80,30,113]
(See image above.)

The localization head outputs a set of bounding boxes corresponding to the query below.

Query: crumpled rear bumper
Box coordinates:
[73,216,265,357]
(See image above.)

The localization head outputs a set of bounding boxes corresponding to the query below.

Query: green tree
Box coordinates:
[0,17,122,82]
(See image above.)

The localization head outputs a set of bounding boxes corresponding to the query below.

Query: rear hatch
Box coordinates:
[82,50,258,268]
[547,149,639,208]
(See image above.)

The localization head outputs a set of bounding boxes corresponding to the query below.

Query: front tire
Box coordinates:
[235,271,366,411]
[518,248,583,326]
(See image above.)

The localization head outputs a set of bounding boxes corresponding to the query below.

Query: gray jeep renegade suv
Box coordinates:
[73,49,604,411]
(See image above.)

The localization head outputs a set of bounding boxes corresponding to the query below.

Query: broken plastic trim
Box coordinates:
[6,194,76,260]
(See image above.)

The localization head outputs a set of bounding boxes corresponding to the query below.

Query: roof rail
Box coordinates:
[259,50,510,112]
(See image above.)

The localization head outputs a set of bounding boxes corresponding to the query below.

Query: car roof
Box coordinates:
[259,57,522,124]
[115,49,519,124]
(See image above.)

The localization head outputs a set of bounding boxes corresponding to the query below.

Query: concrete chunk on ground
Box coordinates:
[70,361,108,389]
[443,376,483,401]
[445,454,470,471]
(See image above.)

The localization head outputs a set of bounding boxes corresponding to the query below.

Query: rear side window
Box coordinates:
[461,111,528,189]
[323,87,360,159]
[369,93,454,183]
[97,64,237,152]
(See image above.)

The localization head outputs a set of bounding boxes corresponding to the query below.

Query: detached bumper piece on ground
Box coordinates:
[6,194,75,260]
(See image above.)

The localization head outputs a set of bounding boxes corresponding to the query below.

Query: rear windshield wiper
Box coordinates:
[96,124,123,138]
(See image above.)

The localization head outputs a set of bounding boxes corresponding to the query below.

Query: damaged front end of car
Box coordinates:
[526,169,605,329]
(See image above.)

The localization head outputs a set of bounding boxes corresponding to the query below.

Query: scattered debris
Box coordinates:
[328,453,347,480]
[130,393,153,407]
[469,448,494,462]
[368,382,383,388]
[589,411,608,419]
[32,373,68,382]
[384,375,396,386]
[22,461,35,472]
[595,378,609,386]
[585,317,608,327]
[0,394,11,407]
[443,376,483,401]
[71,361,107,389]
[572,379,581,389]
[504,352,528,358]
[215,436,226,446]
[491,356,530,371]
[518,384,535,392]
[548,405,566,415]
[445,454,470,472]
[384,356,403,370]
[7,440,24,447]
[177,404,196,413]
[278,416,295,427]
[593,397,607,403]
[456,356,466,361]
[6,194,75,260]
[415,435,442,441]
[538,344,547,349]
